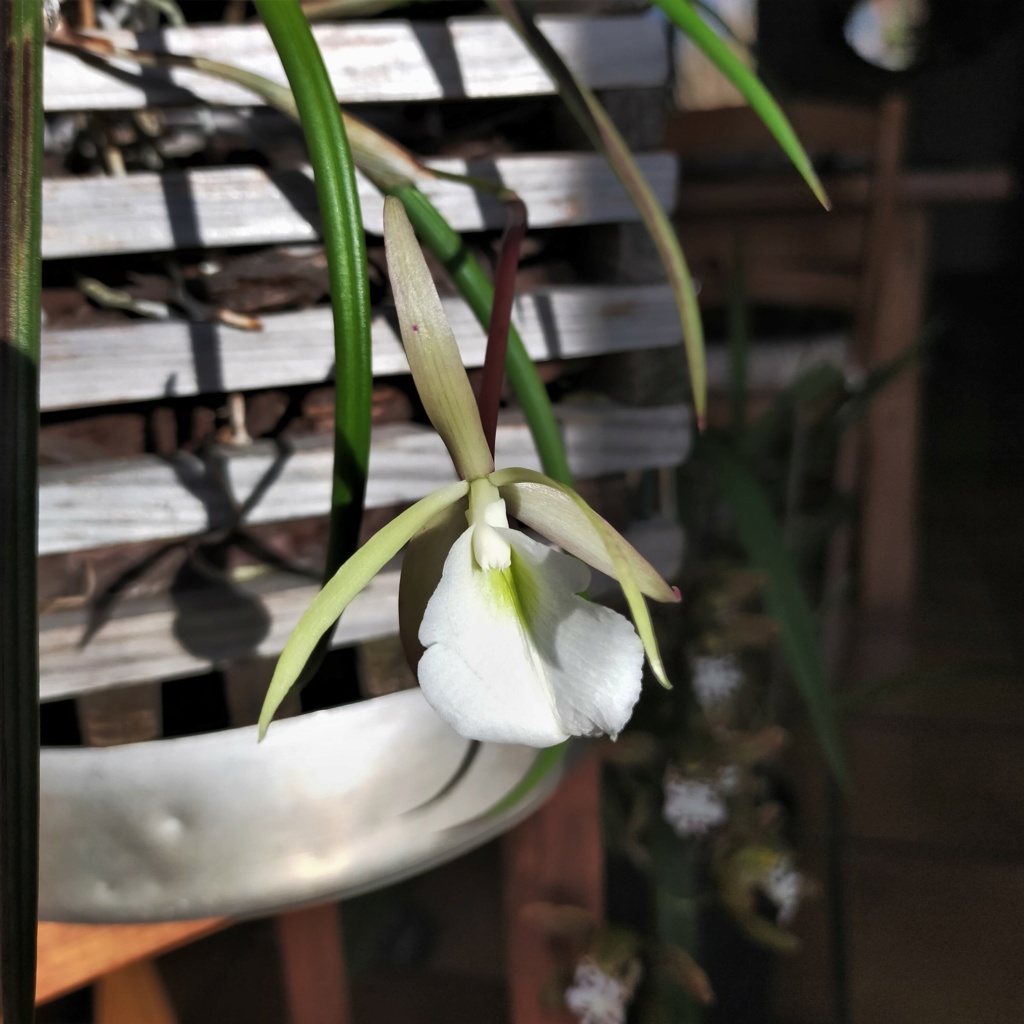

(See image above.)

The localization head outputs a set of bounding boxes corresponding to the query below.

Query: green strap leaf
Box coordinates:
[254,0,372,581]
[1,2,43,1020]
[654,0,830,210]
[260,481,469,738]
[491,0,707,426]
[701,436,848,785]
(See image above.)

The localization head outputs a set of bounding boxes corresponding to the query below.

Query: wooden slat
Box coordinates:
[35,919,226,1006]
[39,516,684,702]
[41,289,846,413]
[704,333,846,390]
[41,284,681,412]
[678,213,867,272]
[41,152,676,260]
[860,212,926,610]
[41,564,399,701]
[38,402,689,556]
[276,907,353,1024]
[43,16,669,111]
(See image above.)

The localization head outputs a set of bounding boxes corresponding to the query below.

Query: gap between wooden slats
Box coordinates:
[43,16,669,111]
[38,403,691,556]
[40,153,677,260]
[39,516,683,702]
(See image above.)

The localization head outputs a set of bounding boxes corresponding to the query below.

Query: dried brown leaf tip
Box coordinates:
[659,945,715,1006]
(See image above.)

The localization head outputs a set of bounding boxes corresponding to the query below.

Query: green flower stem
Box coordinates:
[1,2,43,1020]
[394,185,574,488]
[255,0,372,579]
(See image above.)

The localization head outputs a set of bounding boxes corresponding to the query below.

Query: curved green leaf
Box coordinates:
[655,0,830,210]
[255,0,372,581]
[701,435,847,785]
[491,0,707,426]
[260,481,469,737]
[1,2,43,1019]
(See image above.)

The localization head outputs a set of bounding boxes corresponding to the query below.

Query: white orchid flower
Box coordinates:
[259,196,679,748]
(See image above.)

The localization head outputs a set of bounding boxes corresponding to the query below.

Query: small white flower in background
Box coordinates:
[663,774,727,838]
[691,653,744,709]
[763,856,802,926]
[716,764,741,794]
[565,961,638,1024]
[259,197,679,748]
[844,0,927,72]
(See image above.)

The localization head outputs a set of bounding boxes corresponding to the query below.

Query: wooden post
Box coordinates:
[75,680,177,1021]
[859,210,928,611]
[502,755,604,1024]
[223,658,352,1024]
[275,905,353,1024]
[851,96,927,614]
[93,961,178,1024]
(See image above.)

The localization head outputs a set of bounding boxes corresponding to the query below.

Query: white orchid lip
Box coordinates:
[416,526,644,747]
[260,198,681,748]
[489,466,679,689]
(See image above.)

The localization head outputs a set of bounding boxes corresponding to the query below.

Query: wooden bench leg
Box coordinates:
[502,754,603,1024]
[276,904,353,1024]
[222,660,353,1024]
[94,960,178,1024]
[860,210,928,612]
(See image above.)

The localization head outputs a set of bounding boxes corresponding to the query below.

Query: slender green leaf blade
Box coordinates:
[490,0,707,426]
[654,0,830,210]
[702,436,848,784]
[255,0,372,581]
[1,1,44,1020]
[475,743,567,818]
[259,481,468,738]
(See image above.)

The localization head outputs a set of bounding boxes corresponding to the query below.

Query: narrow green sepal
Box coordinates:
[259,480,468,738]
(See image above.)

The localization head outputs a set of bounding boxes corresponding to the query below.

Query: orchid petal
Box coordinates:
[417,528,644,747]
[259,480,469,738]
[398,494,468,671]
[383,196,493,481]
[490,466,678,689]
[498,479,677,602]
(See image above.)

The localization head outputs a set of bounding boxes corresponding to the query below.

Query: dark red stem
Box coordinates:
[478,197,528,457]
